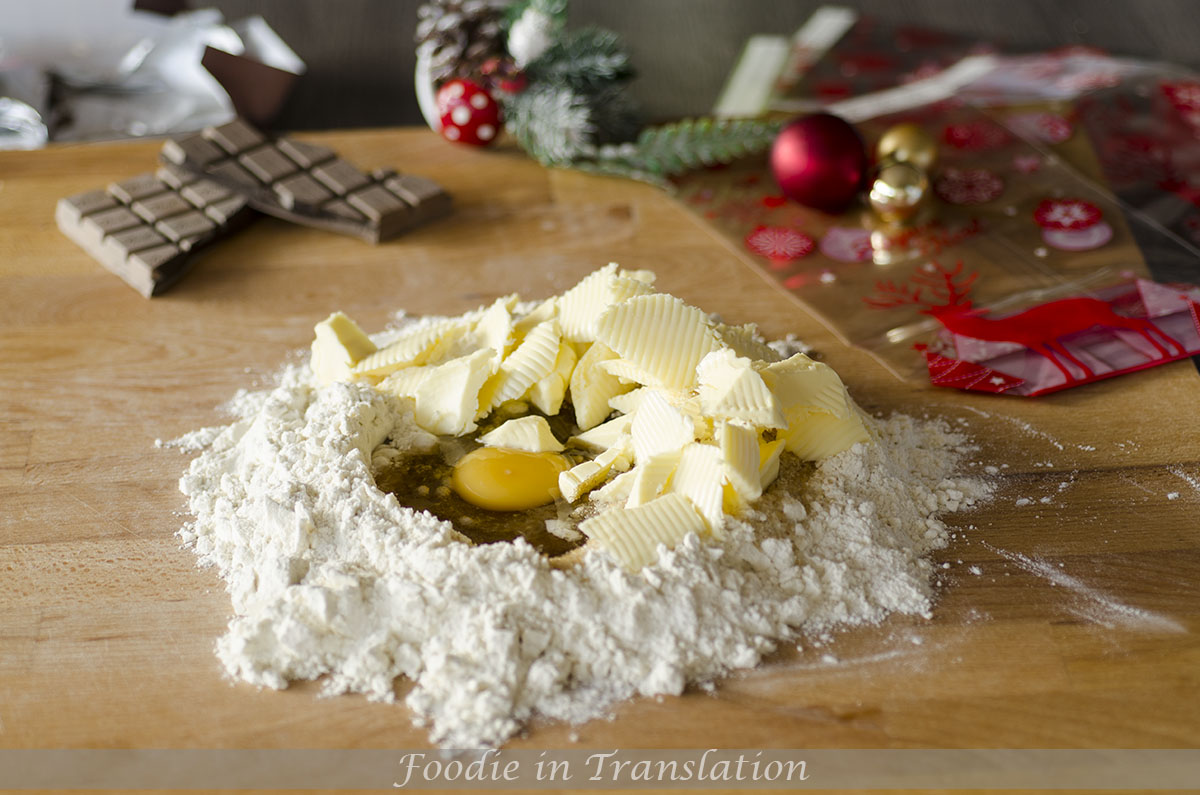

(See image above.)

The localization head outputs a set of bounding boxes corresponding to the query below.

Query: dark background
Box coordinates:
[208,0,1200,131]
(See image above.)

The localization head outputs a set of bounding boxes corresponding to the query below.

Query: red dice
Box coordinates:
[436,79,501,147]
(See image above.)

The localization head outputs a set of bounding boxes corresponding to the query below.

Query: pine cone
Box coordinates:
[415,0,509,84]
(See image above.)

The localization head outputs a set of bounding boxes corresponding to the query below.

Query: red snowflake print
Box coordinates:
[836,52,898,76]
[1162,81,1200,112]
[745,226,814,263]
[900,61,944,85]
[1010,56,1063,82]
[1158,177,1200,208]
[896,27,952,48]
[1006,111,1073,144]
[1184,214,1200,246]
[943,121,1012,151]
[813,80,853,100]
[1101,133,1173,185]
[1050,44,1109,58]
[1033,198,1102,230]
[934,168,1005,205]
[1013,154,1042,174]
[819,226,873,262]
[967,42,1001,57]
[1058,68,1121,93]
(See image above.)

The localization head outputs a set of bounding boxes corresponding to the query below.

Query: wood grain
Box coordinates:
[1,131,1198,780]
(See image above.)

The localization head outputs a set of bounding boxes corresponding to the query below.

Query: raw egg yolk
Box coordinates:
[451,447,571,511]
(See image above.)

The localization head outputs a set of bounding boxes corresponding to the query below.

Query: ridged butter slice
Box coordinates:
[626,449,681,508]
[581,492,708,571]
[512,297,558,341]
[570,413,633,453]
[595,293,721,390]
[669,442,727,536]
[761,353,853,418]
[719,421,762,502]
[474,296,515,357]
[715,322,782,363]
[605,433,635,471]
[479,415,564,453]
[759,438,785,490]
[696,349,786,429]
[526,339,577,415]
[377,364,435,399]
[782,407,871,461]
[590,468,636,505]
[477,319,561,414]
[607,387,650,417]
[630,390,694,463]
[413,348,498,436]
[312,312,378,385]
[352,318,467,378]
[619,268,656,285]
[559,445,624,502]
[597,357,659,386]
[569,342,633,431]
[558,263,654,343]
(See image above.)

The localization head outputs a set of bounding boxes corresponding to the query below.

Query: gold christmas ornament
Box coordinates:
[875,122,939,172]
[868,160,930,226]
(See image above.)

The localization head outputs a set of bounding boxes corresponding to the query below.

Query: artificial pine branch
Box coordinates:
[525,28,635,94]
[505,84,597,166]
[503,0,567,28]
[586,84,641,145]
[497,0,781,185]
[584,117,788,182]
[501,25,640,165]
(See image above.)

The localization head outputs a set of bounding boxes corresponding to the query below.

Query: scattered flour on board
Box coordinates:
[982,543,1185,634]
[172,339,993,748]
[1168,467,1200,494]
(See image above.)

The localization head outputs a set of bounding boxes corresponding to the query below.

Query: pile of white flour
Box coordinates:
[174,356,990,747]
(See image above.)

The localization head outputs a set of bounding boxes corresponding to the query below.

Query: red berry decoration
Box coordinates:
[436,79,501,146]
[770,113,868,214]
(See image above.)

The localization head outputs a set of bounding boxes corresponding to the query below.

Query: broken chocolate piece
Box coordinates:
[56,171,255,297]
[161,118,452,243]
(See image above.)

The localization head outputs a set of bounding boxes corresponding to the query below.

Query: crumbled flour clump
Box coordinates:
[177,361,990,747]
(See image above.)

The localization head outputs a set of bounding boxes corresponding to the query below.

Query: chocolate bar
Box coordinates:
[161,119,452,243]
[55,166,255,297]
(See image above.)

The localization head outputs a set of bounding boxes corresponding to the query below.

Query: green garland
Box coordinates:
[499,2,781,185]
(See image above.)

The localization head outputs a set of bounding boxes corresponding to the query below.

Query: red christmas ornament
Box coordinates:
[770,113,868,214]
[436,79,501,146]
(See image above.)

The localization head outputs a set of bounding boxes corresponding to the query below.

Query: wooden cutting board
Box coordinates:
[2,130,1198,770]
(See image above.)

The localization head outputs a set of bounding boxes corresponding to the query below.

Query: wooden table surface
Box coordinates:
[2,129,1198,777]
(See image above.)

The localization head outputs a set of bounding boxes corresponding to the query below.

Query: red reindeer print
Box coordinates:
[865,262,1185,381]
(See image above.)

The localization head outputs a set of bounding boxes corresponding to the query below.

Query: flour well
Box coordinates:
[175,337,991,748]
